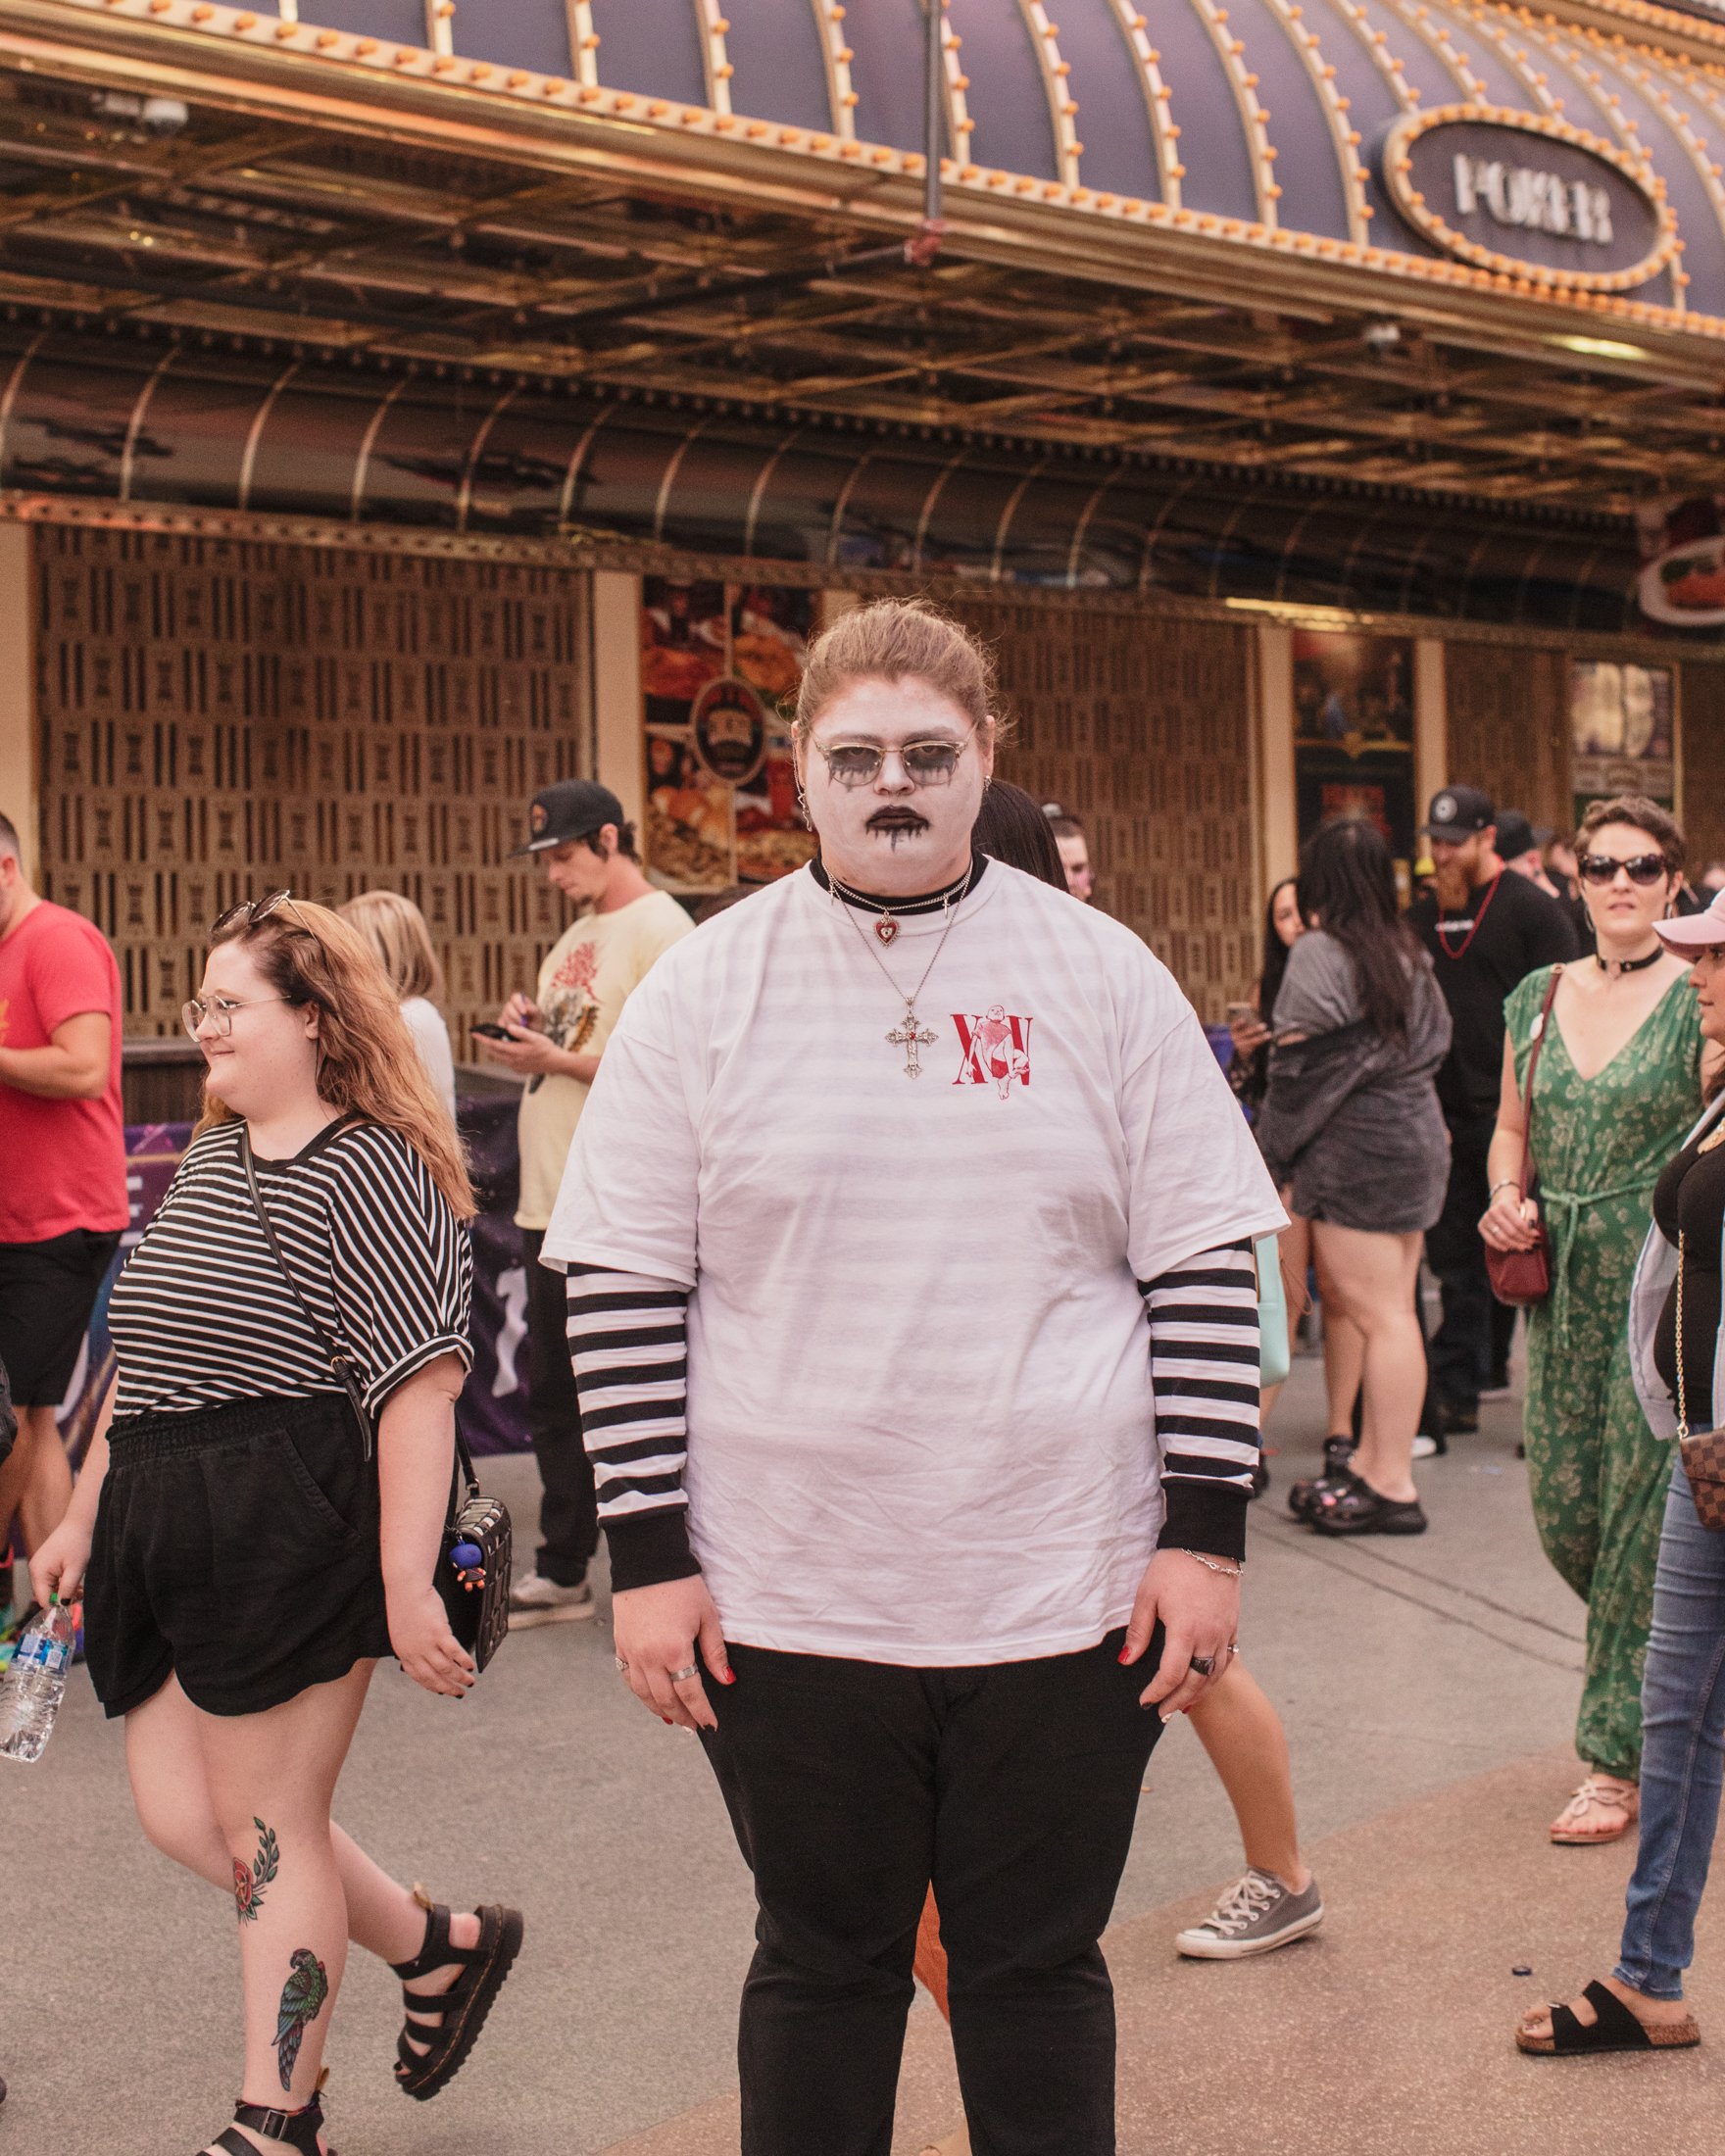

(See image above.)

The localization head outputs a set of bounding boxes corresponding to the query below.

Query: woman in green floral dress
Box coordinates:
[1482,798,1716,1846]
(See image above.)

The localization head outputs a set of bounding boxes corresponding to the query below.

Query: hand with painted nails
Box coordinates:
[611,1574,733,1731]
[1117,1547,1239,1721]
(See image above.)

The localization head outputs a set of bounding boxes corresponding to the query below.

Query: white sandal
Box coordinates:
[1550,1774,1640,1845]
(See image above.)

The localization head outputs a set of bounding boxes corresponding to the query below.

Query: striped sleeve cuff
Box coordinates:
[567,1264,702,1592]
[1140,1238,1260,1565]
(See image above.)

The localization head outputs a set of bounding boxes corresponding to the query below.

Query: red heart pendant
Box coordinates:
[875,918,899,944]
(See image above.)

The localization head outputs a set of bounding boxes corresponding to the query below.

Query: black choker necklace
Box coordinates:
[815,857,982,943]
[1597,946,1664,976]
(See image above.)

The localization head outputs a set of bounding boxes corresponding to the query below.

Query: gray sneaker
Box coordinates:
[508,1571,596,1630]
[1173,1867,1323,1959]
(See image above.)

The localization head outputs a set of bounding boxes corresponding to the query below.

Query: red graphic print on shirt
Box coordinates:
[953,1006,1033,1099]
[543,938,602,1052]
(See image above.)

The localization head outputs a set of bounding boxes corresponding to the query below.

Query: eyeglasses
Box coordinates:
[181,994,291,1040]
[211,888,312,935]
[812,737,972,789]
[1579,853,1668,888]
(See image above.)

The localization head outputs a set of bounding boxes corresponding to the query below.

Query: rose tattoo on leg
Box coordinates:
[232,1817,280,1924]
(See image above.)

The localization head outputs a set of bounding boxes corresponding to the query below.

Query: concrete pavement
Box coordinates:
[6,1335,1705,2154]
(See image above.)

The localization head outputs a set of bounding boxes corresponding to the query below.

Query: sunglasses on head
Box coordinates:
[210,889,311,935]
[1579,853,1667,888]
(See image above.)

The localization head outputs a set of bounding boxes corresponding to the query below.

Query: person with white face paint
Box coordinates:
[542,600,1285,2155]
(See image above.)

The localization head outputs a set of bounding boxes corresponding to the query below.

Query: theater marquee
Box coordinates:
[1380,107,1677,296]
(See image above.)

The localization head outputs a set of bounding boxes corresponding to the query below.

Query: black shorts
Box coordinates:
[0,1228,123,1407]
[85,1391,392,1719]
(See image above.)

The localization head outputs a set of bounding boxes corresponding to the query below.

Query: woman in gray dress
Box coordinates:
[1257,817,1453,1537]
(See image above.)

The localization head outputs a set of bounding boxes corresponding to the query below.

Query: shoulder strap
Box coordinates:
[1515,966,1563,1202]
[239,1125,376,1461]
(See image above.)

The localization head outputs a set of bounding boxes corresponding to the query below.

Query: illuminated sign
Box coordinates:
[1380,107,1675,294]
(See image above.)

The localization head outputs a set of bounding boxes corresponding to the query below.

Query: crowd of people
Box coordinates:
[2,598,1724,2147]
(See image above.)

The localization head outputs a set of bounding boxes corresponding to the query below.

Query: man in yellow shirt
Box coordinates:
[484,781,693,1626]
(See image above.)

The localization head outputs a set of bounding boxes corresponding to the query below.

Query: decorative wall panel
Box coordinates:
[955,602,1258,1022]
[1443,643,1570,838]
[33,526,589,1054]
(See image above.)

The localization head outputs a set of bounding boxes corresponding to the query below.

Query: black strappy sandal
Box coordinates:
[199,2094,332,2155]
[390,1893,524,2101]
[1517,1978,1700,2055]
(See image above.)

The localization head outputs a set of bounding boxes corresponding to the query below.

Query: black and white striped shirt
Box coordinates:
[569,1241,1260,1592]
[109,1119,472,1419]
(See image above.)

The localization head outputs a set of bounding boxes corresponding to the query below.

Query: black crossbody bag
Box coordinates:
[239,1125,513,1676]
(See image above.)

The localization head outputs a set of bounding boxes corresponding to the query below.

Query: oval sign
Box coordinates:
[1380,106,1674,293]
[690,674,769,787]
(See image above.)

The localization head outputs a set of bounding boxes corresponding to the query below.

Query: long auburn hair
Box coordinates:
[1295,817,1423,1042]
[194,900,476,1219]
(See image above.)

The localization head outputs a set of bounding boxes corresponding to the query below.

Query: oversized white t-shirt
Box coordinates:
[542,860,1284,1664]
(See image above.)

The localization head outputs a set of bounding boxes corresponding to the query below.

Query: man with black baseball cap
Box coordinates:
[1406,785,1579,1434]
[488,780,692,1628]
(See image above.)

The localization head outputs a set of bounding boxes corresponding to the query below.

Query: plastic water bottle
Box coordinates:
[0,1597,76,1763]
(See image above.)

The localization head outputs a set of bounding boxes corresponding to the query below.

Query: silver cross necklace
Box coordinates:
[827,865,971,1077]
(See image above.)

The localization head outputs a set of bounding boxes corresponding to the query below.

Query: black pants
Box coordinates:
[1424,1111,1496,1413]
[521,1228,596,1587]
[701,1627,1165,2156]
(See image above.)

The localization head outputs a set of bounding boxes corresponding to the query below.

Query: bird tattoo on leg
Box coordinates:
[275,1947,330,2091]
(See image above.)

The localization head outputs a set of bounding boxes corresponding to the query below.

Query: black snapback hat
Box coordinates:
[510,780,627,856]
[1493,810,1537,860]
[1419,784,1495,837]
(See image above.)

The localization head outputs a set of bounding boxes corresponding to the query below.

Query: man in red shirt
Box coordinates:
[0,810,125,1564]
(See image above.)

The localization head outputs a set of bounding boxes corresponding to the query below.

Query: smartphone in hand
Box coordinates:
[469,1021,513,1041]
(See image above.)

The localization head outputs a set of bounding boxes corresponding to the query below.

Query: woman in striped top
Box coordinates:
[543,601,1287,2153]
[31,896,520,2156]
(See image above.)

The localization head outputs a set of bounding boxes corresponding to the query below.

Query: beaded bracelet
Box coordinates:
[1181,1548,1244,1579]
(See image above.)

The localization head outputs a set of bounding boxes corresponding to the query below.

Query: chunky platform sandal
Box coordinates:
[1517,1978,1700,2055]
[1310,1479,1427,1537]
[1288,1464,1358,1521]
[390,1891,524,2102]
[198,2094,333,2155]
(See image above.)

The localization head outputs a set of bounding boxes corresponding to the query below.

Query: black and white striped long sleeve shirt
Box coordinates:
[568,1239,1261,1590]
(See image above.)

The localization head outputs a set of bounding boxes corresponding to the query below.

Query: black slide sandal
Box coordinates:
[1518,1979,1700,2055]
[390,1897,524,2101]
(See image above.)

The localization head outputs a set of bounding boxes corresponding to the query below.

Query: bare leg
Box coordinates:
[125,1672,481,2149]
[1258,1206,1310,1428]
[0,1405,74,1558]
[1309,1223,1425,1504]
[1321,1308,1366,1442]
[1186,1659,1310,1891]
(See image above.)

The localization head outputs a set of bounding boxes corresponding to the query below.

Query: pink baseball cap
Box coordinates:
[1655,889,1725,952]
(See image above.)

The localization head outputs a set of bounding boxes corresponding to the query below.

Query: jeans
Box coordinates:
[1423,1111,1495,1412]
[1614,1462,1725,2000]
[520,1228,597,1587]
[700,1627,1165,2156]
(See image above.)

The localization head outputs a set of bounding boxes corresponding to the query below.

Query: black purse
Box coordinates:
[239,1126,513,1676]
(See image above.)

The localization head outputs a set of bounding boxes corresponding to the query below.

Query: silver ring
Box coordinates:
[1187,1654,1216,1677]
[668,1663,700,1683]
[614,1655,629,1674]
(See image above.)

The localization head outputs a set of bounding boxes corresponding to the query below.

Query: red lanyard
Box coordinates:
[1435,870,1503,960]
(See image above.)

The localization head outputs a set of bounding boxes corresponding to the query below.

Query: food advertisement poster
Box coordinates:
[641,580,816,891]
[1570,661,1677,827]
[1636,496,1725,628]
[1291,631,1417,880]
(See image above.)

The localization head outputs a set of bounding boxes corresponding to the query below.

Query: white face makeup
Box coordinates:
[193,940,321,1122]
[798,675,993,897]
